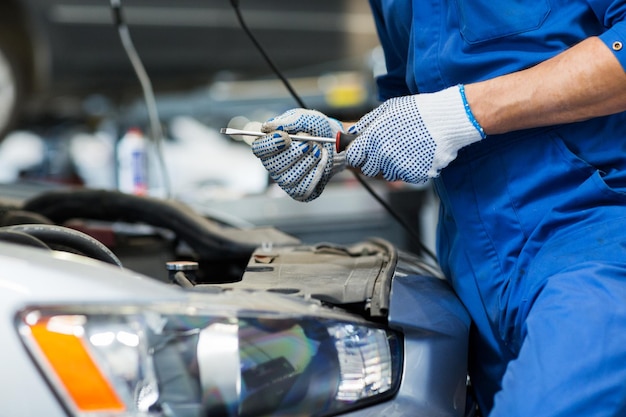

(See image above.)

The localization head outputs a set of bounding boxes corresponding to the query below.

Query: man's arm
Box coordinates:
[465,37,626,135]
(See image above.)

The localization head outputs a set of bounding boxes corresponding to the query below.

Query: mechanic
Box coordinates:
[250,1,626,416]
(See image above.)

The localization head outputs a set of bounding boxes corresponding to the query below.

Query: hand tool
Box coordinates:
[220,128,357,152]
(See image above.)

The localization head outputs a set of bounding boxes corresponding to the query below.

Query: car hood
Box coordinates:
[0,242,360,321]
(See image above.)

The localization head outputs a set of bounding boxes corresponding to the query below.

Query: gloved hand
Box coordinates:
[251,109,346,202]
[346,85,486,183]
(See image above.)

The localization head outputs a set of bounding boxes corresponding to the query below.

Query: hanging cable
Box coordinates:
[229,1,438,265]
[110,0,172,199]
[229,0,306,109]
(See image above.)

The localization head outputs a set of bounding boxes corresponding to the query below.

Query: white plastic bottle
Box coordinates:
[117,128,148,195]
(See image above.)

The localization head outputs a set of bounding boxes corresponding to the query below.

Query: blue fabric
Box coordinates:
[599,24,626,69]
[368,0,626,415]
[435,120,626,415]
[370,0,626,98]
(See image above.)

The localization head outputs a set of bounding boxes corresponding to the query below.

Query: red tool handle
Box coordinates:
[336,132,358,153]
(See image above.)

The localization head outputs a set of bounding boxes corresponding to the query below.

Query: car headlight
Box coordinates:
[17,303,401,416]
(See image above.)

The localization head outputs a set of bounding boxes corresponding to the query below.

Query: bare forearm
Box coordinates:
[465,37,626,135]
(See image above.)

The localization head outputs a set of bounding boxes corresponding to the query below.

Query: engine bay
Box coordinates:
[0,186,437,320]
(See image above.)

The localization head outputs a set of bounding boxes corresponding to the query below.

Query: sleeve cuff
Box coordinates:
[599,23,626,71]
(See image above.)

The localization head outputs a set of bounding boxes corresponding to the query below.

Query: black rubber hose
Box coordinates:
[1,224,123,267]
[23,189,261,258]
[0,230,51,250]
[0,208,53,226]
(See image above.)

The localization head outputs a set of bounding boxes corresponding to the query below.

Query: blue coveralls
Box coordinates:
[368,0,626,415]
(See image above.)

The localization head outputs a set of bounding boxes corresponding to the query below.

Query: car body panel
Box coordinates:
[0,238,470,416]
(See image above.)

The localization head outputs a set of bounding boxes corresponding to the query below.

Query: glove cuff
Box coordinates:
[458,85,486,139]
[419,85,485,147]
[418,85,485,177]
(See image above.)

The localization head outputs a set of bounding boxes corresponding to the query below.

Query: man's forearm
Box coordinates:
[465,36,626,135]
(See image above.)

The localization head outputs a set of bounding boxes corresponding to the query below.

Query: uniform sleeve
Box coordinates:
[598,24,626,70]
[368,0,412,100]
[587,0,626,70]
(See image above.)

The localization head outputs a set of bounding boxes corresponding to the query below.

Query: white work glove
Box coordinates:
[251,109,346,202]
[346,85,486,183]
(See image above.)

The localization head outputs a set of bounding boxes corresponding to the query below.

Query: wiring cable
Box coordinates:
[110,0,172,199]
[229,0,307,109]
[229,0,438,265]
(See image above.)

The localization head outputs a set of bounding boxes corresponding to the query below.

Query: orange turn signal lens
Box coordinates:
[29,317,125,413]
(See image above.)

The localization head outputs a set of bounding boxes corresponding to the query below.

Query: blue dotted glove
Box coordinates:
[346,85,486,183]
[251,109,346,202]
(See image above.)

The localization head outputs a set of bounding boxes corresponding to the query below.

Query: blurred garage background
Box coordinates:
[0,0,436,255]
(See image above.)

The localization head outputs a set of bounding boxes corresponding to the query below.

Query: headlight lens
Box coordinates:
[18,304,401,416]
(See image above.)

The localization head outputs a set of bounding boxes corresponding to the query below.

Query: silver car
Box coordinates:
[1,188,471,416]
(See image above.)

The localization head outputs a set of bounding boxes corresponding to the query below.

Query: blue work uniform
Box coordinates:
[369,0,626,415]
